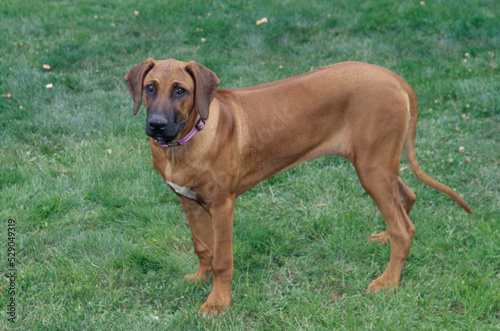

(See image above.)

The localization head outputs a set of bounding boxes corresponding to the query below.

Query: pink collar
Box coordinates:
[157,118,205,148]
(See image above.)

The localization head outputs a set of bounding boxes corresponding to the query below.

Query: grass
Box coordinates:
[1,0,499,329]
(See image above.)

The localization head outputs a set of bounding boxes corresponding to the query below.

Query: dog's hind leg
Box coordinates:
[354,160,416,290]
[367,177,416,245]
[397,177,417,214]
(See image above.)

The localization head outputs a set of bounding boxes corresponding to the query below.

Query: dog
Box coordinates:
[125,58,472,315]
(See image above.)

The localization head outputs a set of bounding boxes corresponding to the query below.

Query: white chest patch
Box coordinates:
[166,180,197,200]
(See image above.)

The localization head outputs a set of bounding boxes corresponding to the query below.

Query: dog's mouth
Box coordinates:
[151,134,176,147]
[155,139,170,148]
[150,122,186,148]
[153,138,173,147]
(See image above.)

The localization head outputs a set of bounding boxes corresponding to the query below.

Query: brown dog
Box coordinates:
[125,59,472,315]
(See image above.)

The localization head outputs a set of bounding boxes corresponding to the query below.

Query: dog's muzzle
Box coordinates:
[146,115,185,144]
[147,117,206,148]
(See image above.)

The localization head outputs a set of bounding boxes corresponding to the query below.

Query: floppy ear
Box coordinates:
[124,58,155,115]
[185,61,220,120]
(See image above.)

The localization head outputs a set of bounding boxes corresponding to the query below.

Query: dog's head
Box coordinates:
[124,58,219,145]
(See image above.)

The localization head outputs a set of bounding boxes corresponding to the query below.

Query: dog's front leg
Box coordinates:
[198,196,235,315]
[179,197,214,282]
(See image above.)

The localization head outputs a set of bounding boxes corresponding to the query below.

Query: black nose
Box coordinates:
[148,119,168,132]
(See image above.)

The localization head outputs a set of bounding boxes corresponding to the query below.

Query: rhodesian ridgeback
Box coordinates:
[125,58,472,315]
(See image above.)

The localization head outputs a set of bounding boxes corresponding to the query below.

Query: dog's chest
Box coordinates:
[165,180,197,200]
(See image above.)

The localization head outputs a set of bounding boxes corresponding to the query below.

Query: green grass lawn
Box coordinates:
[1,0,499,329]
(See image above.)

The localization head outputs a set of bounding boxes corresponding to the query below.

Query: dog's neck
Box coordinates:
[159,99,223,161]
[178,111,203,143]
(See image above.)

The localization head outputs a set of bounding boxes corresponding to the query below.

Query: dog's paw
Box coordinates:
[367,275,397,292]
[367,231,390,245]
[184,274,202,283]
[183,272,209,283]
[198,299,230,316]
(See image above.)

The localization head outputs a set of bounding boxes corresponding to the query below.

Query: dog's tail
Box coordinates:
[403,88,472,214]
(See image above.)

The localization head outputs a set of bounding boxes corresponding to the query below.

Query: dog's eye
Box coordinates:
[145,84,154,93]
[176,87,185,95]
